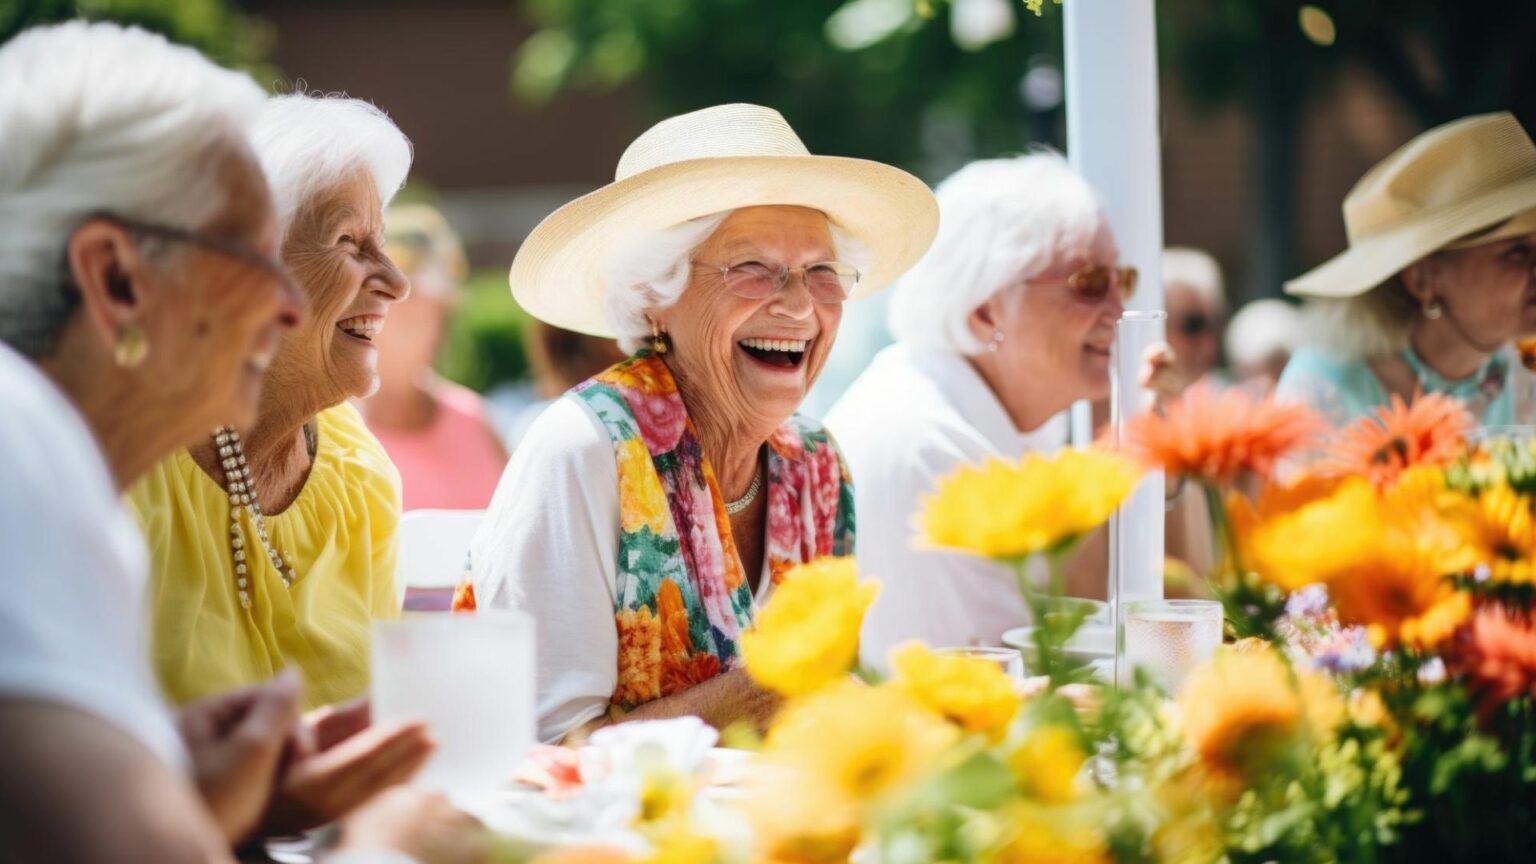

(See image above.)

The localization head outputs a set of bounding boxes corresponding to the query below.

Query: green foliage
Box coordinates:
[510,0,1065,173]
[436,269,532,393]
[0,0,274,73]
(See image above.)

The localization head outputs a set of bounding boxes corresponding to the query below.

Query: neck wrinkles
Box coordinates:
[664,356,774,500]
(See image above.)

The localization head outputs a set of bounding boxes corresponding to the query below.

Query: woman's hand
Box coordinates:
[339,787,490,864]
[1139,343,1191,406]
[177,672,303,844]
[260,697,434,837]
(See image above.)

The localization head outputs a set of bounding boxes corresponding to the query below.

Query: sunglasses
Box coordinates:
[82,211,298,296]
[1176,313,1213,336]
[696,259,862,305]
[1031,264,1138,303]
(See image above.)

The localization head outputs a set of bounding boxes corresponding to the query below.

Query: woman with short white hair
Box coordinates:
[456,104,937,743]
[1278,112,1536,428]
[827,153,1133,666]
[127,92,415,710]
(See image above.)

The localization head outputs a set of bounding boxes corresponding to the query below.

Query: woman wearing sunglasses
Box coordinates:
[453,104,938,743]
[827,153,1133,668]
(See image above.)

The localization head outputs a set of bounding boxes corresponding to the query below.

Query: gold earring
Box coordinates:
[650,319,669,355]
[114,322,149,369]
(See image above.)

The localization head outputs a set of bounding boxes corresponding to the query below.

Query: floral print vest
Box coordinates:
[576,351,854,712]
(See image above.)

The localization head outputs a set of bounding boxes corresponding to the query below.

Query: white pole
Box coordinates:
[1064,0,1166,615]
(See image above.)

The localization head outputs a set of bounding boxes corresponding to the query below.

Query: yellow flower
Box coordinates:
[1007,724,1088,803]
[920,449,1140,561]
[987,803,1110,864]
[741,557,878,697]
[1232,475,1382,591]
[888,642,1022,738]
[644,830,718,864]
[1178,645,1304,781]
[618,437,670,535]
[747,682,957,859]
[1455,483,1536,584]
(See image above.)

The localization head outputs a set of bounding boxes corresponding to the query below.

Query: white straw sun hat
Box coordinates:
[1287,111,1536,299]
[508,103,940,336]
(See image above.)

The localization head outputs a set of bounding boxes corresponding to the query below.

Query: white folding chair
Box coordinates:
[395,508,485,612]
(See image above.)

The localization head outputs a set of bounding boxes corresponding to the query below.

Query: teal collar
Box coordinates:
[1399,345,1508,406]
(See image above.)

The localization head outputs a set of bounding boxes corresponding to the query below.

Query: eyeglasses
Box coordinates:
[1176,313,1212,336]
[696,259,861,305]
[82,211,298,296]
[1032,264,1138,303]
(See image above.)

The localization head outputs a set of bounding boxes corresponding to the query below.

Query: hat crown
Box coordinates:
[1343,112,1536,243]
[615,103,811,181]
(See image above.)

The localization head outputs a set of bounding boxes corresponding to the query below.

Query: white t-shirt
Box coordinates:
[0,342,185,767]
[467,395,774,743]
[826,344,1068,671]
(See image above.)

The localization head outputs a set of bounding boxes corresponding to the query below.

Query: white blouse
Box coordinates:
[826,344,1067,671]
[0,342,185,768]
[466,395,774,743]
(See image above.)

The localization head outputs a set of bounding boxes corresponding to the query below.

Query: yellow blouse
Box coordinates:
[127,403,401,708]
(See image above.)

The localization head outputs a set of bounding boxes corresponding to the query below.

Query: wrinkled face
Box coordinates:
[1431,231,1536,345]
[275,170,409,402]
[654,206,843,426]
[990,221,1123,403]
[1165,283,1222,381]
[134,142,302,430]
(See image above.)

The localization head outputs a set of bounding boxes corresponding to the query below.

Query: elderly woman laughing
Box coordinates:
[128,92,412,709]
[455,104,937,742]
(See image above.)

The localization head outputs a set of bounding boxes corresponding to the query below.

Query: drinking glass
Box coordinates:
[1123,599,1221,693]
[373,611,535,793]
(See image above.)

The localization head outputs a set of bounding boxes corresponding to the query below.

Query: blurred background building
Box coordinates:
[7,0,1535,421]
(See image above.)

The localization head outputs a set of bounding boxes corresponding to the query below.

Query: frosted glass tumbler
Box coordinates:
[373,611,535,793]
[1124,599,1221,693]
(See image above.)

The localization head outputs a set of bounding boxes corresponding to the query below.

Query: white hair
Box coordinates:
[601,210,871,353]
[0,21,265,356]
[887,152,1109,354]
[1162,246,1227,314]
[1225,298,1303,369]
[1298,281,1415,360]
[251,91,412,240]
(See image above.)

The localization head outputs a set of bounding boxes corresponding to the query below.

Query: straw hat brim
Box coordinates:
[1286,172,1536,298]
[510,155,940,337]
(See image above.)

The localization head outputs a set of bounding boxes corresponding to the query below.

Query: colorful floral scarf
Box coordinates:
[577,351,854,711]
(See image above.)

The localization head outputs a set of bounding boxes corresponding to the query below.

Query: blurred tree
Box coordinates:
[0,0,274,73]
[1161,0,1536,297]
[509,0,1066,177]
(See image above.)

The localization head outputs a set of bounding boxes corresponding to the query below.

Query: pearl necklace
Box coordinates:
[212,427,298,609]
[725,468,763,516]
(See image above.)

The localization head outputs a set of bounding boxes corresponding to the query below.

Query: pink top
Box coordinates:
[369,382,508,511]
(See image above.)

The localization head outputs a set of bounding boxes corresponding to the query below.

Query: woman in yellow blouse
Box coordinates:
[128,92,412,708]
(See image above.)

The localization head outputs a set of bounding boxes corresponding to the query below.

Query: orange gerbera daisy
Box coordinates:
[1448,607,1536,723]
[1319,392,1472,489]
[1117,382,1325,484]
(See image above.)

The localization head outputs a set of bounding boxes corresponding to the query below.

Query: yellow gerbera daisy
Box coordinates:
[1007,724,1088,804]
[747,682,958,860]
[888,642,1022,738]
[1177,646,1303,782]
[1231,474,1382,592]
[741,557,878,697]
[1456,484,1536,584]
[919,449,1140,562]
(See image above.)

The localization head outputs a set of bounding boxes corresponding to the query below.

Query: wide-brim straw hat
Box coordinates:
[509,103,940,336]
[1287,111,1536,298]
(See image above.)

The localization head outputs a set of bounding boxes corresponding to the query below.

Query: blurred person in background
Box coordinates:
[361,203,508,510]
[1279,112,1536,428]
[827,154,1134,668]
[128,93,413,710]
[0,22,484,862]
[1161,246,1227,389]
[1224,298,1303,394]
[506,319,626,448]
[456,104,937,742]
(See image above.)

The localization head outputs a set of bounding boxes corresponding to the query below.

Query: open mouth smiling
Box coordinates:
[336,315,384,343]
[738,337,810,370]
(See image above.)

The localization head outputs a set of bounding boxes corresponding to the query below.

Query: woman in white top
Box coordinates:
[456,104,938,743]
[827,153,1134,668]
[0,23,478,862]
